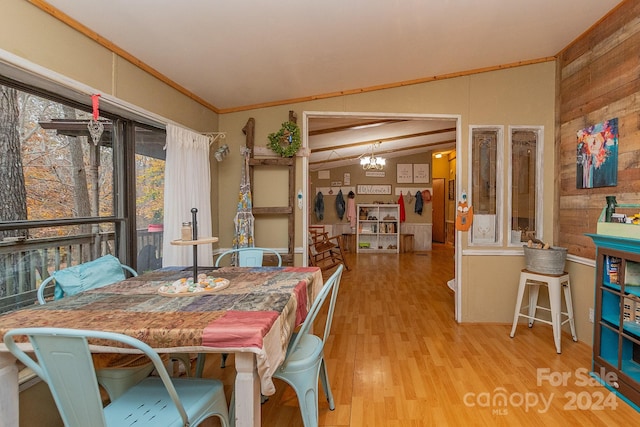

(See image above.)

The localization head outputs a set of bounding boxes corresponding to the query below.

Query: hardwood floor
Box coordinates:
[201,244,640,425]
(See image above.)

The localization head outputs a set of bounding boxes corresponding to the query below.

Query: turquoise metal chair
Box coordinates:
[36,255,192,399]
[272,264,344,427]
[4,327,229,427]
[214,247,282,268]
[195,247,283,376]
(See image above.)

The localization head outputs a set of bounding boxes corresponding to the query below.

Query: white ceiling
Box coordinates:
[43,0,621,112]
[39,0,622,170]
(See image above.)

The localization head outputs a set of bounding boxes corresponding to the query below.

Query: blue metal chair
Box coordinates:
[195,247,283,376]
[214,247,282,267]
[272,264,344,427]
[4,327,229,427]
[36,255,192,399]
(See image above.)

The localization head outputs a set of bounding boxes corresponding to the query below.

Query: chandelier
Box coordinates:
[360,142,386,170]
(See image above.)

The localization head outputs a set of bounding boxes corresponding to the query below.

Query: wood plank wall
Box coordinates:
[557,0,640,259]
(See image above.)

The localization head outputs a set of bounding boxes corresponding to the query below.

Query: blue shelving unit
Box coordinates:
[587,233,640,409]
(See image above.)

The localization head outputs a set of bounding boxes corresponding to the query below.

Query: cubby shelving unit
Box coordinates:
[588,233,640,410]
[356,204,400,254]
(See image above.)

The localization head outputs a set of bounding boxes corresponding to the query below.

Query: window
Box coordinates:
[135,125,166,272]
[469,126,503,245]
[0,80,164,312]
[509,126,543,246]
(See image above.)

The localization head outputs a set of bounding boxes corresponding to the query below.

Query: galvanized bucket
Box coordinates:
[522,245,567,275]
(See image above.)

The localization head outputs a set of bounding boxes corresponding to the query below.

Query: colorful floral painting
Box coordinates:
[576,118,618,189]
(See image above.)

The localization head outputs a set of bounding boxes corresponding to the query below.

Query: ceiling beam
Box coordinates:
[310,127,456,153]
[310,139,456,168]
[309,119,408,136]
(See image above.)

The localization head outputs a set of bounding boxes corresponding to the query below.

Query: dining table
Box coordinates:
[0,265,324,427]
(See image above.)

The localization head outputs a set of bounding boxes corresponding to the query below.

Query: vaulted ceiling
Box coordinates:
[37,0,623,169]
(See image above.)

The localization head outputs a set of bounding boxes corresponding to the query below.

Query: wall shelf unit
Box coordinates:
[356,204,399,253]
[588,233,640,410]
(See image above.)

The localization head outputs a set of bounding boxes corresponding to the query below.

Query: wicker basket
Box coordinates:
[522,245,568,275]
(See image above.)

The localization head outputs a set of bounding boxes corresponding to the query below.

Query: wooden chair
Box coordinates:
[308,230,349,272]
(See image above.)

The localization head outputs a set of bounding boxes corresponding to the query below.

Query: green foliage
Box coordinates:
[2,86,164,238]
[267,121,301,157]
[135,155,165,225]
[17,94,116,235]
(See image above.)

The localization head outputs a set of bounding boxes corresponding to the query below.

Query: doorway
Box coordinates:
[302,111,462,321]
[432,178,445,243]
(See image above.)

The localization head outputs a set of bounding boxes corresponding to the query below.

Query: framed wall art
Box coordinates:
[413,164,429,183]
[396,164,413,183]
[318,170,330,180]
[357,184,392,195]
[576,118,618,189]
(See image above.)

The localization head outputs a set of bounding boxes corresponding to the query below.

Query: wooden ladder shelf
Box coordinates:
[243,112,296,266]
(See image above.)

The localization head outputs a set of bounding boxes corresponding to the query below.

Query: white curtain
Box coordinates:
[162,124,213,268]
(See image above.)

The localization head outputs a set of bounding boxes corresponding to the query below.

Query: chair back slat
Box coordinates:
[21,334,107,426]
[287,264,343,354]
[215,247,282,267]
[238,249,265,266]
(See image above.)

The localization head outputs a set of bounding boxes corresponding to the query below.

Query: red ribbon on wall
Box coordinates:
[91,94,100,120]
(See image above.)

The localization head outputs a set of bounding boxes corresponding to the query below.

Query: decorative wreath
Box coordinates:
[267,121,301,157]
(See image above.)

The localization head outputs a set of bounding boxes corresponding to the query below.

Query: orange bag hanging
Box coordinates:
[455,192,473,231]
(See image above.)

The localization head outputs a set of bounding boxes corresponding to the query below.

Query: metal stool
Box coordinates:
[510,269,577,353]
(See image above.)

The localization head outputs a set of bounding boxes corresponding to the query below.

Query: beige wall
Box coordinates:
[1,0,222,247]
[219,62,560,327]
[0,1,218,131]
[3,2,590,339]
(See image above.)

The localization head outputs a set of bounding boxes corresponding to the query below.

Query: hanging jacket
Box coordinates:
[335,190,345,220]
[397,192,406,222]
[415,191,424,215]
[314,191,324,221]
[347,197,357,228]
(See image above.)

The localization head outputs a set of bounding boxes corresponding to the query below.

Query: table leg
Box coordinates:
[235,352,261,427]
[0,353,18,427]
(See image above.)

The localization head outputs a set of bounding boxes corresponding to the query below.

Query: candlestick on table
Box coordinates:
[191,208,198,277]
